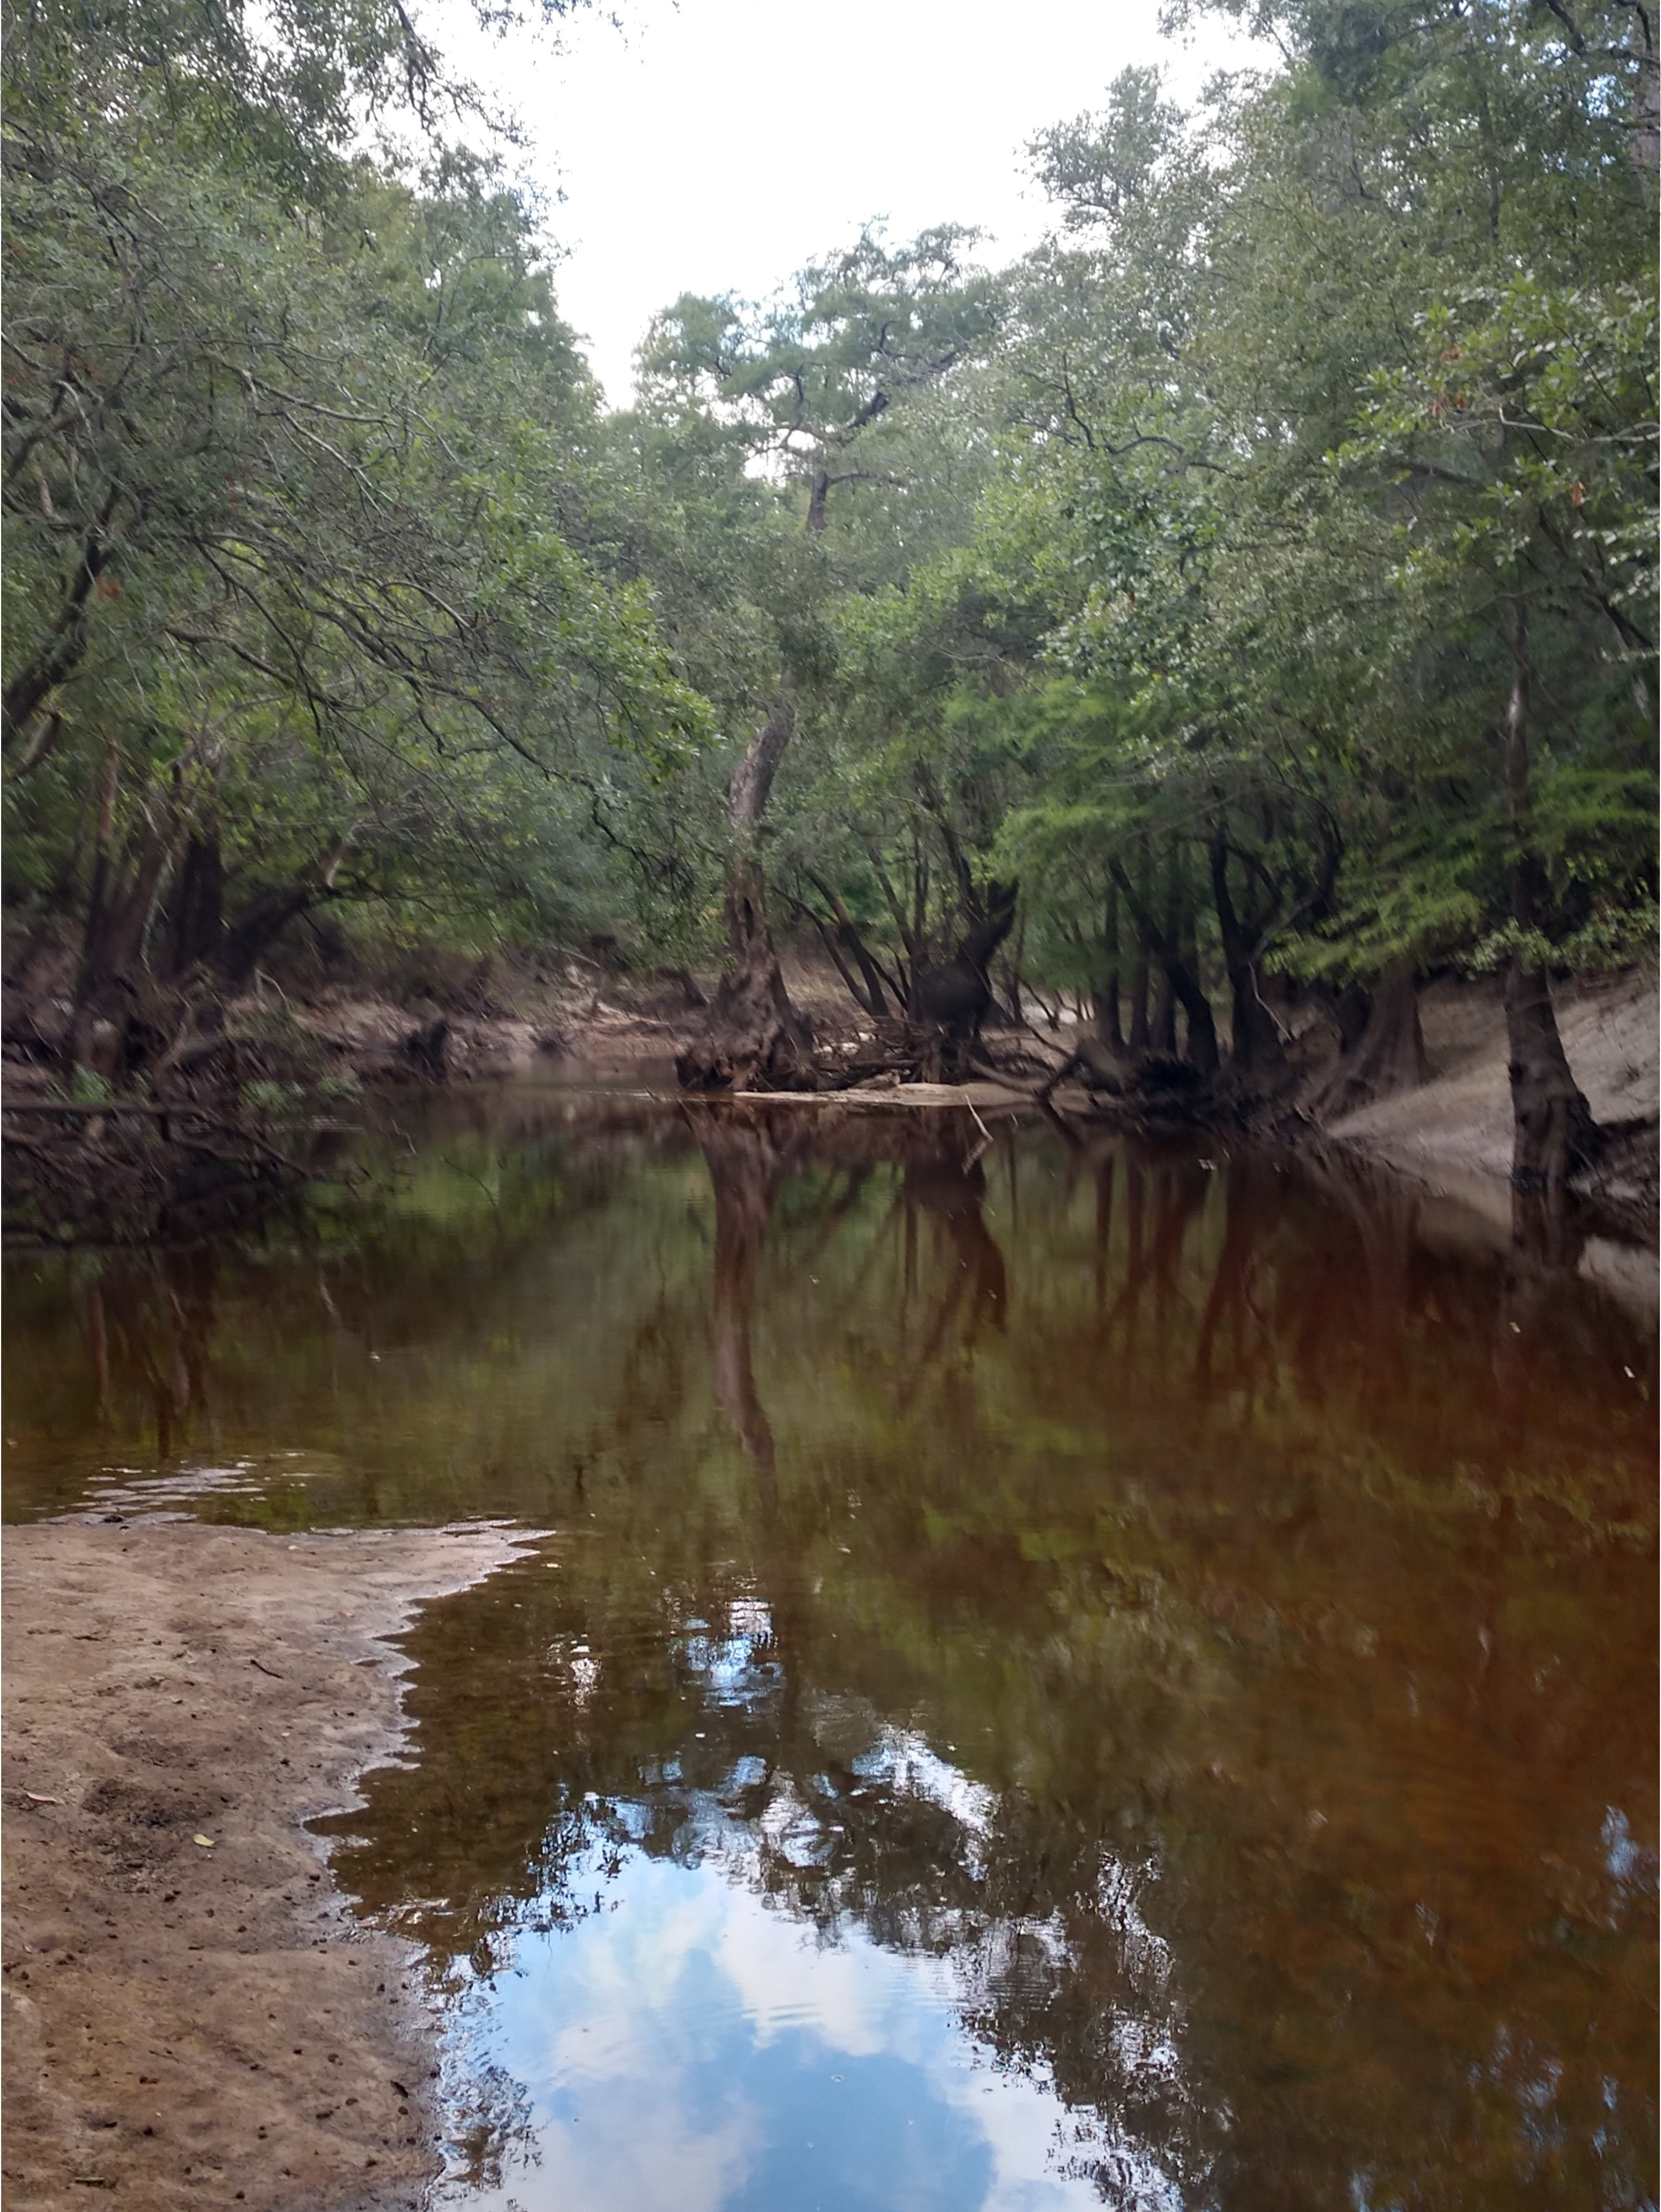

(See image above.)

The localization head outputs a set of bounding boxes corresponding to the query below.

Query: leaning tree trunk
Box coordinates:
[677,702,817,1092]
[805,870,894,1016]
[1498,615,1601,1186]
[1304,958,1430,1121]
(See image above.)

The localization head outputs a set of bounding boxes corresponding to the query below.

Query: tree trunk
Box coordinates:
[1149,850,1179,1053]
[163,833,225,978]
[1107,855,1219,1076]
[907,881,1018,1079]
[1177,879,1205,1063]
[1095,881,1124,1050]
[806,872,892,1015]
[863,842,917,1001]
[1127,940,1150,1052]
[808,910,879,1016]
[1005,910,1026,1026]
[1498,617,1601,1186]
[677,857,817,1091]
[1505,963,1600,1184]
[677,703,817,1092]
[1126,848,1152,1050]
[1327,982,1373,1055]
[1,494,119,749]
[1305,958,1430,1120]
[1208,837,1287,1077]
[65,752,183,1078]
[1148,963,1176,1054]
[215,836,352,988]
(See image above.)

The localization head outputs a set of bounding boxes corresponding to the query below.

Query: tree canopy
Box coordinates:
[3,0,1655,1180]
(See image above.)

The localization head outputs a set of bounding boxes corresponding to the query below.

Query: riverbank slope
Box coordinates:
[1325,971,1657,1213]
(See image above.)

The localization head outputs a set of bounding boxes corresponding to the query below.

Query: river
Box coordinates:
[5,1082,1656,2210]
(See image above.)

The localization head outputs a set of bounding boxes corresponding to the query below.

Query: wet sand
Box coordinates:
[2,1519,531,2211]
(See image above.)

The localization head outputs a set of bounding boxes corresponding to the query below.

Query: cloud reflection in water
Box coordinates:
[435,1835,1179,2212]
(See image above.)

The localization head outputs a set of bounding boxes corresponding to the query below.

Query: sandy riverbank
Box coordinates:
[2,1520,531,2212]
[1326,971,1658,1193]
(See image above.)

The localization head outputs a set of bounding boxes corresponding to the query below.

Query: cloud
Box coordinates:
[432,0,1271,400]
[439,1849,1111,2208]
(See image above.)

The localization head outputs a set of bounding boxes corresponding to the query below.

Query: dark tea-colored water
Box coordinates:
[6,1087,1657,2209]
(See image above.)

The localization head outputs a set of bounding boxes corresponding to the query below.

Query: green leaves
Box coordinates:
[4,0,597,199]
[1346,275,1659,634]
[636,226,998,538]
[957,0,1660,991]
[1,93,709,956]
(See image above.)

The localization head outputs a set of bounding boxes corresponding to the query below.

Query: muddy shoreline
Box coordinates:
[2,1520,531,2211]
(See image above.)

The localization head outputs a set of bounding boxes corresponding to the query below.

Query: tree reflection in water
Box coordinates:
[5,1095,1655,2206]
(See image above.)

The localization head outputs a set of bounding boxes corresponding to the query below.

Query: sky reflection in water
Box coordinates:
[429,1595,1178,2211]
[441,1849,1114,2212]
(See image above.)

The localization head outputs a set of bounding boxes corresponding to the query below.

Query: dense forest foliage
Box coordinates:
[3,0,1656,1181]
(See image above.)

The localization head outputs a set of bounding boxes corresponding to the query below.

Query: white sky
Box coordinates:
[437,0,1268,404]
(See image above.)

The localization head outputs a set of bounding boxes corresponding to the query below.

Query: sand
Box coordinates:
[1328,970,1658,1188]
[2,1519,532,2212]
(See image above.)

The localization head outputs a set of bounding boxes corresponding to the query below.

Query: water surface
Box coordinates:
[6,1088,1656,2209]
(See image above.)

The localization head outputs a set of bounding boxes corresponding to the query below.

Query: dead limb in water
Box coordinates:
[3,1104,314,1244]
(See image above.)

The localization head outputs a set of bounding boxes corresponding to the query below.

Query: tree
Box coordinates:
[886,22,1658,1156]
[628,229,1002,1089]
[1340,273,1657,1176]
[3,50,704,1084]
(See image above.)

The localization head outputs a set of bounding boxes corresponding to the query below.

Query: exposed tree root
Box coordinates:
[673,908,818,1092]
